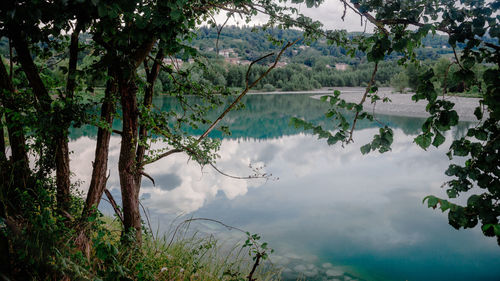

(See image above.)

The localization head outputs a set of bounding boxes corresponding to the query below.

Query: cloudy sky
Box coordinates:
[213,0,376,32]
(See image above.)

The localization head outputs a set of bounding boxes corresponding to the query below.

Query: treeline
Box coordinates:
[1,35,485,96]
[192,26,455,63]
[0,27,472,94]
[153,60,403,92]
[152,56,488,95]
[390,57,488,96]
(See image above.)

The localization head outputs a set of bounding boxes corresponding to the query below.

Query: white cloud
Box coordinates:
[212,0,376,32]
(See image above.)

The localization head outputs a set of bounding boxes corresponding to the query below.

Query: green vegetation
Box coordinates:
[159,27,481,93]
[3,181,274,280]
[0,0,499,280]
[287,0,500,247]
[389,57,490,97]
[0,27,481,95]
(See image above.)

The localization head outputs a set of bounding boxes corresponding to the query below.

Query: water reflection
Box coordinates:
[69,94,499,281]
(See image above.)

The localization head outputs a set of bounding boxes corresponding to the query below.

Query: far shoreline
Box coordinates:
[249,87,483,122]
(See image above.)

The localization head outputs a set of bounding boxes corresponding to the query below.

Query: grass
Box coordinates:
[90,216,282,281]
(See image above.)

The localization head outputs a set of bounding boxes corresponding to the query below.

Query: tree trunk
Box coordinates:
[10,32,51,107]
[0,58,23,279]
[0,114,11,277]
[65,26,80,97]
[76,72,117,257]
[55,138,71,211]
[115,39,156,245]
[11,31,72,212]
[118,77,142,243]
[83,73,117,217]
[55,26,81,212]
[0,57,28,188]
[135,50,164,186]
[0,113,6,164]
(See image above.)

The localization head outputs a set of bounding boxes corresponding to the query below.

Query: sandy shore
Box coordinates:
[251,87,483,122]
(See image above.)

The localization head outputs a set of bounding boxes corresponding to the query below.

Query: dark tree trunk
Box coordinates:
[0,113,6,163]
[135,50,164,186]
[114,39,155,245]
[76,72,117,256]
[83,73,117,217]
[66,27,80,97]
[10,32,51,107]
[55,26,81,212]
[118,77,142,243]
[11,31,73,212]
[0,57,28,187]
[55,137,71,211]
[0,58,24,279]
[0,114,11,277]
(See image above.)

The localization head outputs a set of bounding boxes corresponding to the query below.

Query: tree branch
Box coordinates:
[66,22,81,98]
[143,39,299,166]
[348,62,378,143]
[208,162,274,180]
[140,171,155,186]
[104,188,124,225]
[198,39,299,143]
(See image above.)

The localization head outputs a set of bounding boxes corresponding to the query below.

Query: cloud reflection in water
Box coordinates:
[69,127,500,281]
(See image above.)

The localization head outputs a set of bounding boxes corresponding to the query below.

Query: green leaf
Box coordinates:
[432,131,445,147]
[424,196,439,208]
[415,134,432,149]
[439,200,451,212]
[474,106,483,120]
[495,225,500,236]
[360,144,371,155]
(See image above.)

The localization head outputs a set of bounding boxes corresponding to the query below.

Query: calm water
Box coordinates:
[70,94,500,281]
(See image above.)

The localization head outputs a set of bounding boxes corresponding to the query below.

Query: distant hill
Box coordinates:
[190,25,455,65]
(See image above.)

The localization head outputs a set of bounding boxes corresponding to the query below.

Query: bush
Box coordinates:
[262,83,276,92]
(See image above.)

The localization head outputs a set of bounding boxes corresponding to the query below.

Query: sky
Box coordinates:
[213,0,376,32]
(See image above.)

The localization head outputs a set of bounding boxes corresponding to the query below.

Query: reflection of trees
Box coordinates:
[69,94,471,140]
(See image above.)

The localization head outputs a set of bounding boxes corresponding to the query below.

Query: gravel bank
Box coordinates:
[293,87,481,122]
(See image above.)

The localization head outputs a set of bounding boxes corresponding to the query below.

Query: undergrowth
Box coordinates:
[2,181,280,281]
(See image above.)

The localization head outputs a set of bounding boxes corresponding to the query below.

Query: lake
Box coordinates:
[69,93,500,281]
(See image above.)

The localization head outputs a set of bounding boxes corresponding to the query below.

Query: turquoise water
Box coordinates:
[70,94,500,281]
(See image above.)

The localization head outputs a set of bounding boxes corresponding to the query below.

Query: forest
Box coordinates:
[0,26,487,95]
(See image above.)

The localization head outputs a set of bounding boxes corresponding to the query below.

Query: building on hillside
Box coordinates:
[163,58,184,68]
[335,63,348,71]
[220,48,236,58]
[239,60,251,65]
[225,57,241,64]
[225,57,252,65]
[275,61,288,68]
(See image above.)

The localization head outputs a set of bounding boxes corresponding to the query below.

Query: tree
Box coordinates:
[0,0,299,269]
[286,0,500,245]
[390,71,409,93]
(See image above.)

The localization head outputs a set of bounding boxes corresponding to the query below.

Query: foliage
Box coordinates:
[190,26,455,64]
[0,0,300,279]
[287,0,500,245]
[1,0,499,280]
[1,181,275,280]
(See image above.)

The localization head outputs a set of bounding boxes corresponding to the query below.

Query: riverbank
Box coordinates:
[250,87,482,122]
